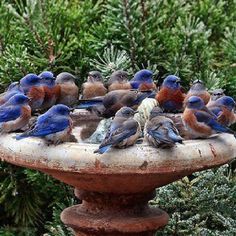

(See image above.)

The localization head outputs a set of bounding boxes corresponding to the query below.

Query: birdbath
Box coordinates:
[0,115,236,236]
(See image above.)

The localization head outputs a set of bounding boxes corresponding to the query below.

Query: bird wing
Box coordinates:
[0,105,21,122]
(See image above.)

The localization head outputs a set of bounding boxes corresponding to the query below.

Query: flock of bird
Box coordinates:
[0,69,235,154]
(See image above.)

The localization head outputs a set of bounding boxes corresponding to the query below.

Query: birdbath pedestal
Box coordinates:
[0,133,235,236]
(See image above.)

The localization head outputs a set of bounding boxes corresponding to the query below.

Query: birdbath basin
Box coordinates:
[0,127,236,235]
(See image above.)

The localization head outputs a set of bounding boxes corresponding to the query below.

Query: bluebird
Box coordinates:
[20,73,45,111]
[155,75,186,112]
[0,94,31,133]
[184,79,210,106]
[16,104,73,145]
[39,71,61,110]
[56,72,79,106]
[130,69,157,91]
[82,71,107,99]
[145,107,183,148]
[0,82,23,105]
[107,70,131,91]
[182,96,234,139]
[95,107,140,154]
[207,96,236,126]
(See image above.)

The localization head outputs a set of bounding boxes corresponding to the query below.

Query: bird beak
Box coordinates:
[134,111,139,114]
[69,108,75,112]
[176,78,181,83]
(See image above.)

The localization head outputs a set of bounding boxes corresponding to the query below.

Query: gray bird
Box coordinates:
[107,70,131,91]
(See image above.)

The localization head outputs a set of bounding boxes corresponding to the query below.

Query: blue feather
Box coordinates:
[76,100,103,109]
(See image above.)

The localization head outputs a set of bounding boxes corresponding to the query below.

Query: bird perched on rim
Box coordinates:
[56,72,79,106]
[156,75,186,112]
[184,79,210,106]
[207,96,236,126]
[0,94,31,133]
[77,90,155,118]
[16,104,73,145]
[20,73,45,111]
[107,70,131,91]
[182,96,234,139]
[81,71,107,99]
[95,107,140,154]
[145,106,183,148]
[39,71,61,110]
[130,69,157,91]
[0,82,23,105]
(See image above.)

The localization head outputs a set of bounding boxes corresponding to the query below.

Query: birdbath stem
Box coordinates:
[61,189,169,236]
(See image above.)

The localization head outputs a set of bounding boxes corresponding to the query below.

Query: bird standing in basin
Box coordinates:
[16,104,73,145]
[0,82,23,105]
[56,72,79,106]
[20,73,45,111]
[207,96,236,126]
[184,79,210,106]
[0,94,31,133]
[39,71,61,110]
[82,71,107,99]
[107,70,131,91]
[130,69,157,91]
[156,75,186,112]
[183,96,234,139]
[145,107,183,148]
[95,107,140,154]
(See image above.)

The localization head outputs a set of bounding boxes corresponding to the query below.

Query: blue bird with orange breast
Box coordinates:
[82,71,107,99]
[207,96,236,126]
[16,104,73,145]
[0,94,31,133]
[108,70,131,91]
[56,72,79,106]
[39,71,61,110]
[0,82,23,105]
[145,107,183,148]
[95,107,140,154]
[20,73,45,111]
[184,79,210,106]
[130,69,157,91]
[156,75,186,112]
[183,96,234,139]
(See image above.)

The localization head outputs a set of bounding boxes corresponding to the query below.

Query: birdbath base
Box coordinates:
[61,189,169,236]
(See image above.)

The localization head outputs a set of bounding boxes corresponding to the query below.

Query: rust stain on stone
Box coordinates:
[95,158,107,169]
[139,161,148,170]
[209,143,217,159]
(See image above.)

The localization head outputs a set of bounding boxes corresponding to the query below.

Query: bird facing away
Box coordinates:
[107,70,131,91]
[130,69,157,91]
[39,71,61,110]
[207,96,236,126]
[82,71,107,99]
[184,79,210,106]
[156,75,186,112]
[145,106,183,148]
[0,82,23,105]
[182,96,234,139]
[0,94,31,133]
[56,72,79,106]
[16,104,73,145]
[95,107,140,154]
[20,73,45,111]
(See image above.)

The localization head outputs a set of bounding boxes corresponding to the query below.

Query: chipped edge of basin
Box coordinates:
[0,133,235,175]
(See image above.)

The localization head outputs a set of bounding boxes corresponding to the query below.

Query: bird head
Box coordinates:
[190,79,206,91]
[162,75,181,90]
[56,72,76,84]
[149,106,163,119]
[20,74,41,87]
[39,71,55,86]
[186,96,205,109]
[87,71,103,83]
[7,94,30,105]
[7,82,20,91]
[210,89,225,101]
[133,69,153,82]
[109,70,129,83]
[215,96,235,111]
[49,104,71,116]
[115,107,137,118]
